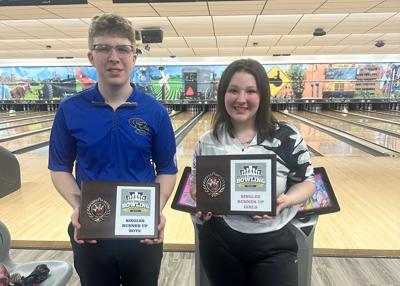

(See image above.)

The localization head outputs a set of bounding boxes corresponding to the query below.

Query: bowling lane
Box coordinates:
[350,110,400,123]
[321,111,400,133]
[0,110,44,118]
[164,112,213,246]
[293,111,400,152]
[0,121,52,137]
[0,116,54,130]
[24,145,49,155]
[0,111,53,121]
[171,112,196,131]
[3,111,198,154]
[368,110,400,117]
[274,112,372,157]
[0,130,50,153]
[176,112,213,167]
[0,113,55,124]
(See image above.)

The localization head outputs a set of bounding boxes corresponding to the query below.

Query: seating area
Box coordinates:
[0,221,73,286]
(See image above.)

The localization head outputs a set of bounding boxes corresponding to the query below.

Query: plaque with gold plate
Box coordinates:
[78,181,159,240]
[196,154,276,215]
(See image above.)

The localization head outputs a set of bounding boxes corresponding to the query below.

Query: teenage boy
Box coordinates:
[48,14,177,286]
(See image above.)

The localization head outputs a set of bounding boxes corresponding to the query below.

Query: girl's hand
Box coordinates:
[195,211,213,221]
[251,194,293,220]
[276,194,293,215]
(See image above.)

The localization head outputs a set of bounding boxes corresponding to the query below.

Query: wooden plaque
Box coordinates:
[78,181,159,240]
[196,154,276,215]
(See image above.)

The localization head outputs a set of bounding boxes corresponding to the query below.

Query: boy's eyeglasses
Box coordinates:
[92,44,134,56]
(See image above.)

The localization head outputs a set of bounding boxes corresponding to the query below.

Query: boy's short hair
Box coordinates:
[88,14,136,49]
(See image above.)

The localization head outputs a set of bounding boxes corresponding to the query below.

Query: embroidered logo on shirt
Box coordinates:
[129,117,149,135]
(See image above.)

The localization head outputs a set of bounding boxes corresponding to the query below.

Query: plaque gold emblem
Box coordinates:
[202,172,225,198]
[86,197,111,223]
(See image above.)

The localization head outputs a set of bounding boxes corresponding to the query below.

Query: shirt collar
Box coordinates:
[90,83,138,106]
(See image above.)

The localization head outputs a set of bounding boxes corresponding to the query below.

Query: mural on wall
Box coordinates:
[0,63,399,101]
[392,64,400,93]
[0,66,77,101]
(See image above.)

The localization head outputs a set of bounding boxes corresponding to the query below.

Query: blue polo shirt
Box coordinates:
[48,84,177,187]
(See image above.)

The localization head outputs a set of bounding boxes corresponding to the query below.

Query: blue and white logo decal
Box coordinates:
[129,117,149,135]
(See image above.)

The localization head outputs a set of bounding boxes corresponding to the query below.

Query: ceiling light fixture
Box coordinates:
[313,28,326,37]
[375,40,385,48]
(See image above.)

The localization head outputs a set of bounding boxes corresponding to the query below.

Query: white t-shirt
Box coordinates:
[192,122,314,234]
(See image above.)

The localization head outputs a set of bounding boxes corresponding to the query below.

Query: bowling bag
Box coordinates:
[10,264,50,286]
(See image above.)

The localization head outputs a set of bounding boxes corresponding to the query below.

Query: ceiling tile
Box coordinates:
[0,0,398,59]
[254,14,303,35]
[152,2,209,17]
[185,37,217,48]
[193,48,219,56]
[169,16,213,37]
[167,48,195,57]
[243,46,269,56]
[216,36,248,47]
[218,47,244,56]
[209,1,265,15]
[213,16,257,36]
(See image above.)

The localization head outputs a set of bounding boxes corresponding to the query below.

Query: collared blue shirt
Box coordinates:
[48,83,177,187]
